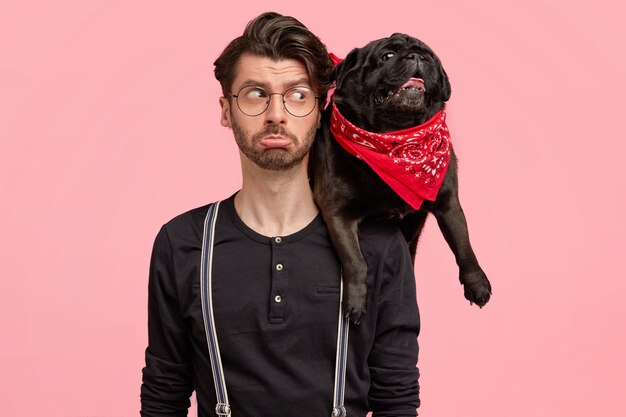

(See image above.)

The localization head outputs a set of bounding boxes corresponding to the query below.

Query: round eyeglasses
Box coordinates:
[228,85,320,117]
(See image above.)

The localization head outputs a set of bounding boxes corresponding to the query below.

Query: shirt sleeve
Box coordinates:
[368,231,421,417]
[140,225,194,417]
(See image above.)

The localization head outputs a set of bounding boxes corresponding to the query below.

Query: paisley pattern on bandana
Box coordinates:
[330,102,451,209]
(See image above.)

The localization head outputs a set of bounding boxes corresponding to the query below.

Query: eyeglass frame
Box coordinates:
[227,85,321,118]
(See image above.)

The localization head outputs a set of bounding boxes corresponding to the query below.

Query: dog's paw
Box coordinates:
[343,281,368,324]
[460,269,492,307]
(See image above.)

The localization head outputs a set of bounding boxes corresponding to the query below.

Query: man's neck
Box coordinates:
[234,156,318,237]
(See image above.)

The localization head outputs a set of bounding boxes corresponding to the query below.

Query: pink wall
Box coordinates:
[1,1,624,416]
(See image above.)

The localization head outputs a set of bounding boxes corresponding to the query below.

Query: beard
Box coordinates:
[231,118,317,171]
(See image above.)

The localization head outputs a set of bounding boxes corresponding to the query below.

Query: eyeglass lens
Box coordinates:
[235,86,317,117]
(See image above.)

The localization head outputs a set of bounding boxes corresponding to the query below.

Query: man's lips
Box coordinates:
[259,135,292,148]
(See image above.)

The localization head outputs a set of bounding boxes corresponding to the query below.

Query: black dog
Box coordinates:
[309,33,492,323]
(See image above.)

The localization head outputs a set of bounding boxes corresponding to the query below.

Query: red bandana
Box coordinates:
[330,102,451,209]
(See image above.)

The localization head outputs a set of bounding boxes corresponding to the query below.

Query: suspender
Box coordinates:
[200,202,231,415]
[200,201,350,417]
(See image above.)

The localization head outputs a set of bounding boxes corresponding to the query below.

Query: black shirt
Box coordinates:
[141,194,420,417]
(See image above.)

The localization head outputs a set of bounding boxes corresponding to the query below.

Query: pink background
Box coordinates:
[1,1,624,416]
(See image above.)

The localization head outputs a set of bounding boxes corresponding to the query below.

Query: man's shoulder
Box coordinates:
[358,219,407,259]
[157,202,217,245]
[164,202,214,229]
[357,220,413,288]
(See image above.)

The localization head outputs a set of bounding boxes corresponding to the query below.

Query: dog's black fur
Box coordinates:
[309,33,492,323]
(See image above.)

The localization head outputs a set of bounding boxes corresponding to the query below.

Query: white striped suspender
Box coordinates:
[200,201,350,417]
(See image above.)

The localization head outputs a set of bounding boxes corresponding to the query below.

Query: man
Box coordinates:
[140,12,421,417]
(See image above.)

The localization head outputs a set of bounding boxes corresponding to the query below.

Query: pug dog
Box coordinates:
[309,33,492,323]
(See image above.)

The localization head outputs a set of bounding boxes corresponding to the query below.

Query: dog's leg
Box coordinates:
[432,158,492,307]
[320,212,368,323]
[433,201,492,306]
[310,115,369,323]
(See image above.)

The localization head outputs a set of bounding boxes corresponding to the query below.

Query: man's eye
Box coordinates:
[289,91,306,101]
[381,52,395,61]
[244,87,268,100]
[285,88,312,104]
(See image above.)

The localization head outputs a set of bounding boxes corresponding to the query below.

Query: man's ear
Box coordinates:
[219,96,231,127]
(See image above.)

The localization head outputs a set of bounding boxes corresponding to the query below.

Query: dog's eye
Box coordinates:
[381,52,395,61]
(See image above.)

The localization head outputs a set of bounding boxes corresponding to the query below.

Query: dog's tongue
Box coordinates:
[401,77,426,92]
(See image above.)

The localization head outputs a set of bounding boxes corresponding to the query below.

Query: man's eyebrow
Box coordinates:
[235,79,267,89]
[283,78,312,88]
[235,78,312,90]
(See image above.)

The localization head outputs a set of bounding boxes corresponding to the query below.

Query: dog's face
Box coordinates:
[334,33,451,133]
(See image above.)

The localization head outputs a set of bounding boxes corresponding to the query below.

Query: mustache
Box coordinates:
[251,125,298,143]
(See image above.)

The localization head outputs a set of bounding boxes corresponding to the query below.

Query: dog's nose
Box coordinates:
[405,53,417,60]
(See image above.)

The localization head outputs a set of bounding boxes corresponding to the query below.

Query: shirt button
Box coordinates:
[274,295,282,303]
[275,237,282,244]
[276,263,283,271]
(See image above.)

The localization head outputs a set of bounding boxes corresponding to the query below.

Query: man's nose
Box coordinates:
[264,94,288,124]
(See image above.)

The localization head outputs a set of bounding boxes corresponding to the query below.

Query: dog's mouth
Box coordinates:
[374,77,426,104]
[400,77,426,92]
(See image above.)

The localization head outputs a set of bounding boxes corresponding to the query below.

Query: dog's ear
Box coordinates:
[335,48,361,92]
[438,60,452,102]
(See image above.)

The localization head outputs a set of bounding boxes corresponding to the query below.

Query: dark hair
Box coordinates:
[214,12,334,103]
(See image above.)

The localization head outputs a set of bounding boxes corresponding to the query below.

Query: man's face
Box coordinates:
[219,53,321,171]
